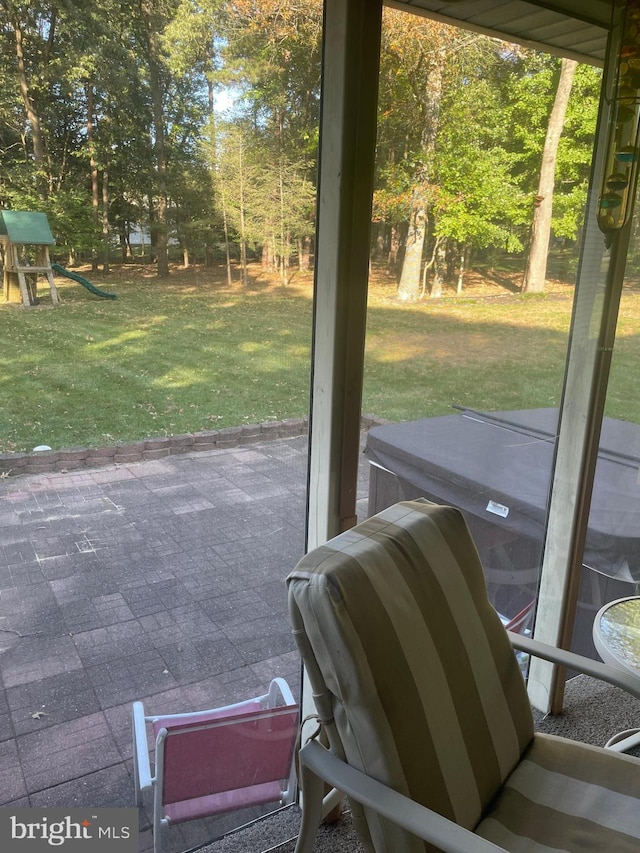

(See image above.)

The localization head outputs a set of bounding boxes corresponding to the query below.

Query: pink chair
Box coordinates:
[499,599,536,675]
[502,598,535,634]
[132,678,299,853]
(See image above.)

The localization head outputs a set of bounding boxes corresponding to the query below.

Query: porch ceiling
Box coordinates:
[385,0,612,65]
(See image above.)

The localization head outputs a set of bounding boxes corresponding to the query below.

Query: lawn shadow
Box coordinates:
[478,269,522,294]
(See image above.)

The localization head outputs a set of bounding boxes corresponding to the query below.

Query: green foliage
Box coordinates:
[433,51,529,252]
[223,0,322,163]
[375,14,599,280]
[214,120,264,247]
[218,0,321,276]
[0,0,603,281]
[503,54,599,245]
[553,64,601,239]
[0,0,213,262]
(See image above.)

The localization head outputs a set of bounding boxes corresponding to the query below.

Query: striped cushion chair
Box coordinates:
[287,500,640,853]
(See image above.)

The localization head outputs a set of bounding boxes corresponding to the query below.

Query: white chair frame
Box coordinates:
[294,634,640,853]
[132,677,297,853]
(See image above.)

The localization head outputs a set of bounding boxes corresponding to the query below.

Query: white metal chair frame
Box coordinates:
[294,633,640,853]
[132,677,298,853]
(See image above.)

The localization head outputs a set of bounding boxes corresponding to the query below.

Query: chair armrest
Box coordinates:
[132,701,153,791]
[299,739,507,853]
[268,677,296,708]
[508,632,640,701]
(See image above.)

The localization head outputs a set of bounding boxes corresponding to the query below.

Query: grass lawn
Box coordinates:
[1,261,639,453]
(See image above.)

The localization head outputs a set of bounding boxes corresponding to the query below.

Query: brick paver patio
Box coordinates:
[0,435,370,852]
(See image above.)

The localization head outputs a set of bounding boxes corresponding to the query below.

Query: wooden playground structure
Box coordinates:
[0,210,59,306]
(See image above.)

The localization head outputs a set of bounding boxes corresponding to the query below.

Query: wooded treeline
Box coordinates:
[0,0,600,293]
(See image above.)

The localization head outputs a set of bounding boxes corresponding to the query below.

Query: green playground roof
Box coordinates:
[0,210,55,245]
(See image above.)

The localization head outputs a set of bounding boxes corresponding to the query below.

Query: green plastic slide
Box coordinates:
[51,263,117,300]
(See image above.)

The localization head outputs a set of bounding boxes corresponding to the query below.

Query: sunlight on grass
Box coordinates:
[90,328,152,351]
[1,264,640,452]
[153,368,203,389]
[0,266,314,451]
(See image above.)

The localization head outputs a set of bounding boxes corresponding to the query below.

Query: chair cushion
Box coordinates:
[476,732,640,851]
[288,500,534,841]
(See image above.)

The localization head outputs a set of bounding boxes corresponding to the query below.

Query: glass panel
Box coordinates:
[0,3,316,846]
[0,347,311,847]
[363,8,601,663]
[583,204,640,667]
[363,318,562,659]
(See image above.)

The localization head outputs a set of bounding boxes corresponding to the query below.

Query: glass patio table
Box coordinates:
[593,596,640,752]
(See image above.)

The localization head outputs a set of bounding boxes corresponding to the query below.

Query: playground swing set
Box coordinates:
[0,210,116,306]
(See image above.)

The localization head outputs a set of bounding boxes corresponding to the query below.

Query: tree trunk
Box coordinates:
[430,237,447,298]
[397,202,427,301]
[279,166,288,285]
[262,242,273,271]
[148,197,157,263]
[11,16,45,194]
[300,235,312,270]
[396,54,444,301]
[283,231,290,286]
[522,58,577,294]
[457,244,470,294]
[238,144,248,285]
[240,237,247,284]
[87,83,100,272]
[220,183,233,286]
[388,225,402,274]
[141,1,169,279]
[373,221,386,261]
[102,164,110,273]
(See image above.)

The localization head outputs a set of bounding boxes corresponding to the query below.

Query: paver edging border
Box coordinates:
[0,414,388,478]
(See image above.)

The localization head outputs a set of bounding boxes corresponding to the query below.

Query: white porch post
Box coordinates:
[299,0,383,762]
[306,0,383,550]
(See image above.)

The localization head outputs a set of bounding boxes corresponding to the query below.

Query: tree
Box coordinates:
[378,10,510,300]
[162,0,227,113]
[215,121,262,284]
[80,2,151,270]
[0,0,599,286]
[0,0,157,263]
[221,0,321,266]
[1,1,46,185]
[385,14,451,302]
[547,62,601,245]
[522,57,577,293]
[136,0,178,278]
[431,47,529,292]
[256,151,316,283]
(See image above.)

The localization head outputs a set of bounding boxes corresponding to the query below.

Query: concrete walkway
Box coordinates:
[0,435,369,852]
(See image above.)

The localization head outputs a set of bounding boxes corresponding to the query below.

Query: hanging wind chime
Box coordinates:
[598,0,640,238]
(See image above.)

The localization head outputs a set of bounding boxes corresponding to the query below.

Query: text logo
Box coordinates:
[0,809,138,851]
